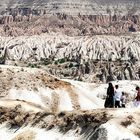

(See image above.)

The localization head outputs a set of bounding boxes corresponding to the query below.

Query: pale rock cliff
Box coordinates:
[0,34,140,82]
[0,65,140,140]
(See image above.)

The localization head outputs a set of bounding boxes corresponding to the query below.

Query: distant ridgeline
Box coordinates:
[0,0,140,15]
[0,0,139,36]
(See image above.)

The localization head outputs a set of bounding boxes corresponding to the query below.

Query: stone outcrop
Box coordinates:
[0,34,140,82]
[0,65,140,139]
[0,13,139,36]
[0,105,140,140]
[0,0,140,36]
[0,0,140,82]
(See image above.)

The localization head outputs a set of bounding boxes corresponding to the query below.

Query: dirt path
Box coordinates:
[67,86,81,110]
[50,92,60,113]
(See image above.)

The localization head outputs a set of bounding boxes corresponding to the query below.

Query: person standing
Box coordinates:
[114,85,122,108]
[121,92,126,108]
[104,83,114,108]
[133,86,140,107]
[135,86,140,101]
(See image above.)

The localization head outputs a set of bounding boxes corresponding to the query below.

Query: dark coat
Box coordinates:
[104,87,114,108]
[107,87,114,97]
[136,89,140,101]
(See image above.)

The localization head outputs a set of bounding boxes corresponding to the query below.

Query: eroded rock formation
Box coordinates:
[0,0,140,82]
[0,34,140,82]
[0,0,140,36]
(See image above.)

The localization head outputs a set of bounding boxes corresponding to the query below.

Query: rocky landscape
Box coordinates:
[0,65,140,140]
[0,34,140,82]
[0,0,140,140]
[0,0,140,36]
[0,0,139,82]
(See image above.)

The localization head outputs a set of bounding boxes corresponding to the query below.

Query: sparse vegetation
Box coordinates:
[28,63,39,68]
[58,58,65,64]
[121,115,134,127]
[54,60,58,65]
[134,131,140,138]
[64,73,70,77]
[40,58,52,65]
[54,58,66,65]
[69,63,74,68]
[0,56,5,64]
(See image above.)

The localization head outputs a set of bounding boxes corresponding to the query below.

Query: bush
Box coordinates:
[28,63,38,68]
[64,73,70,77]
[65,65,68,68]
[69,63,74,68]
[40,58,51,65]
[121,115,134,127]
[54,60,58,65]
[0,56,5,64]
[74,64,80,68]
[58,58,65,64]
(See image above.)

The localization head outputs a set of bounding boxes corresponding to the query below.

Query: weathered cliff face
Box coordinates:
[0,34,140,82]
[1,106,140,140]
[0,64,140,140]
[0,0,140,15]
[0,65,140,140]
[0,1,140,139]
[0,0,140,82]
[0,0,140,36]
[0,13,139,36]
[0,13,140,36]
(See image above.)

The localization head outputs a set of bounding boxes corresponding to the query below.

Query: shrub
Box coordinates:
[69,63,74,68]
[40,58,51,65]
[121,115,134,127]
[64,73,70,77]
[58,58,65,64]
[65,65,68,68]
[74,64,80,68]
[0,56,5,64]
[28,63,38,68]
[54,60,58,65]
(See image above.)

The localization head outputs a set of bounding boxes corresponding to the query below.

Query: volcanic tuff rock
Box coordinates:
[0,65,140,110]
[0,0,140,15]
[0,105,140,140]
[0,0,140,83]
[0,0,140,36]
[0,34,140,82]
[0,65,105,112]
[0,65,140,139]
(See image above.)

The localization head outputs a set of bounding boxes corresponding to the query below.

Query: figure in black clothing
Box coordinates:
[104,83,114,108]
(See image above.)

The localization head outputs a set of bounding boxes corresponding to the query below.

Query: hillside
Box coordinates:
[0,0,139,83]
[0,0,140,36]
[0,0,140,15]
[0,34,140,82]
[0,65,140,111]
[0,0,140,139]
[0,65,140,139]
[0,107,140,140]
